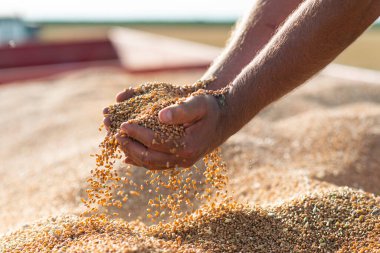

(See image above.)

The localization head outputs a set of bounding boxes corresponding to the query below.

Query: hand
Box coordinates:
[115,94,225,170]
[103,88,135,131]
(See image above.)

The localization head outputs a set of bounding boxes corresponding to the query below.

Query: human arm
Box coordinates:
[202,0,303,90]
[110,0,303,168]
[104,0,302,141]
[116,0,380,169]
[219,0,380,140]
[110,0,303,102]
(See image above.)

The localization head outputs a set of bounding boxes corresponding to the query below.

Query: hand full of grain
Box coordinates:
[83,80,230,221]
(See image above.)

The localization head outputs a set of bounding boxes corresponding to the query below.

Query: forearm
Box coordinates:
[203,0,303,90]
[221,0,380,139]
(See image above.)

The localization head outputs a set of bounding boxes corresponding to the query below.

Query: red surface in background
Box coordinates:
[0,33,213,85]
[0,60,122,84]
[0,39,121,84]
[0,40,118,69]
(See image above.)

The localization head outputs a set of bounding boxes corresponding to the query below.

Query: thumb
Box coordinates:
[159,96,207,125]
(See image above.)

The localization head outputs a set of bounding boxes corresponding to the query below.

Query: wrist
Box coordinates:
[217,83,260,142]
[213,88,233,148]
[217,91,233,144]
[205,78,228,91]
[200,72,230,91]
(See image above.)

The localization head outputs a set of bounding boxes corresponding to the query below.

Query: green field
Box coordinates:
[39,23,380,71]
[333,28,380,70]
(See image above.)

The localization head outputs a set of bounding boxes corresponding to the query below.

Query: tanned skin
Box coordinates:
[104,0,380,170]
[202,0,304,90]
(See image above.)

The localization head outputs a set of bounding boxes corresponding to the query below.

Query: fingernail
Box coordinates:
[161,109,172,122]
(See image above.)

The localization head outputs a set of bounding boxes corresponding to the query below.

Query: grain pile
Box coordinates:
[84,80,229,221]
[0,69,379,252]
[1,188,379,252]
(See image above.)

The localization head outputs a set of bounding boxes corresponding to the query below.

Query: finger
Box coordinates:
[103,87,134,117]
[120,123,179,153]
[116,88,135,102]
[124,140,175,170]
[103,116,111,130]
[115,134,180,170]
[103,107,110,115]
[158,95,207,125]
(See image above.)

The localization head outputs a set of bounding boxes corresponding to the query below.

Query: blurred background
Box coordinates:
[1,0,380,234]
[0,0,379,84]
